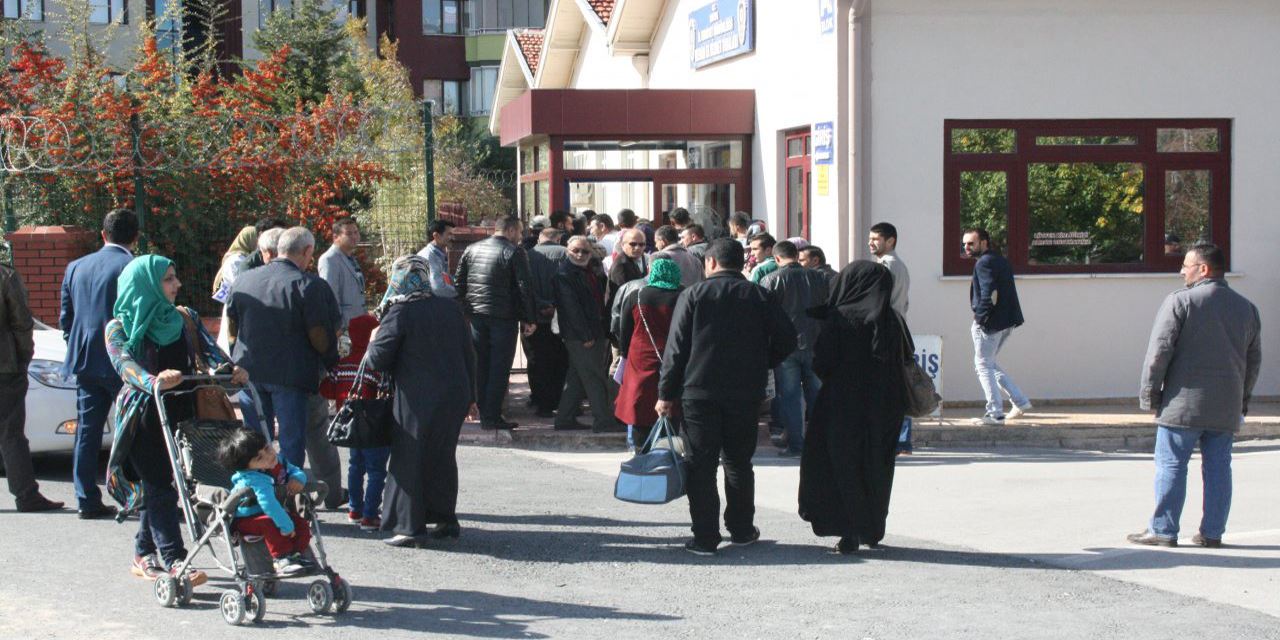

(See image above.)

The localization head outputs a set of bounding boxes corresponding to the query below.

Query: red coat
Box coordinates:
[613,286,682,427]
[320,314,380,407]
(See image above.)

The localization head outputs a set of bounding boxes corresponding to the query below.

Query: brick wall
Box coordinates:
[6,226,96,326]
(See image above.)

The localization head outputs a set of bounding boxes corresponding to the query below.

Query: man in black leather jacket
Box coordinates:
[760,241,829,455]
[454,216,536,429]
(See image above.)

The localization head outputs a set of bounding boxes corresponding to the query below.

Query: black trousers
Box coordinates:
[0,373,40,505]
[682,398,759,546]
[522,323,568,413]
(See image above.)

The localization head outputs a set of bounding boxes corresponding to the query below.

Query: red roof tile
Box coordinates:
[585,0,615,25]
[514,29,544,77]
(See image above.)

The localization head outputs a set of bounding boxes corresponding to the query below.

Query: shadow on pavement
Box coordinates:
[861,544,1280,572]
[457,512,679,528]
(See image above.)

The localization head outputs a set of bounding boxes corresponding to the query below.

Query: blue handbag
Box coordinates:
[614,416,689,504]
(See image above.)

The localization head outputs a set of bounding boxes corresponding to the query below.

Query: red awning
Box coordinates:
[498,89,755,146]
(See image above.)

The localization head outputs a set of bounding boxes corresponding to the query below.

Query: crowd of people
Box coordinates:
[0,201,1259,570]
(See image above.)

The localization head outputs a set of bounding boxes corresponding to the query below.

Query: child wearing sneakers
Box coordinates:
[217,428,314,576]
[320,313,389,531]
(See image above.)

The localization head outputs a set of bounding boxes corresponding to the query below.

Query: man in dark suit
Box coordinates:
[963,227,1030,426]
[60,209,138,519]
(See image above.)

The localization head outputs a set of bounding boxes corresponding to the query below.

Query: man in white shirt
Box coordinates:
[869,222,914,455]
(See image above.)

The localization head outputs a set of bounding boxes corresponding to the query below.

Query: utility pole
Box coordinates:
[422,100,436,224]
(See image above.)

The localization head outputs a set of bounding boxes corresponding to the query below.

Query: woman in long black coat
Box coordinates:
[798,260,908,555]
[366,256,476,546]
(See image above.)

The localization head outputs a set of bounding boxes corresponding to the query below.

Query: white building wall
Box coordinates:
[865,0,1280,401]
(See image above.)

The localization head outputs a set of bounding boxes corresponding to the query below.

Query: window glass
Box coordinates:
[497,0,511,26]
[88,0,110,23]
[787,167,805,237]
[537,180,549,215]
[570,181,652,216]
[442,81,461,115]
[521,181,534,215]
[951,128,1015,154]
[535,143,549,172]
[661,184,734,230]
[530,0,544,27]
[422,0,441,33]
[1036,135,1137,146]
[1164,170,1212,256]
[4,0,42,20]
[562,140,743,170]
[467,66,497,115]
[1027,163,1144,265]
[786,137,804,157]
[443,0,459,33]
[960,171,1009,253]
[513,0,528,26]
[1157,128,1219,153]
[521,146,534,174]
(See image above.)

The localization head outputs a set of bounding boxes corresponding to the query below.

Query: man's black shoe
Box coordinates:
[684,539,718,556]
[1191,533,1223,548]
[830,537,859,555]
[480,420,517,431]
[728,526,761,546]
[554,421,590,431]
[16,495,64,512]
[1127,531,1177,547]
[78,503,118,520]
[428,523,461,540]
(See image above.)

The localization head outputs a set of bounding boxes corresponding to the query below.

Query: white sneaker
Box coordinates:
[971,415,1005,426]
[1007,403,1033,420]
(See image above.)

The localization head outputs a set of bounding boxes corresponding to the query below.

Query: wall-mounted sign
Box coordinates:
[819,0,835,35]
[813,121,834,165]
[816,165,830,197]
[913,335,943,418]
[689,0,754,69]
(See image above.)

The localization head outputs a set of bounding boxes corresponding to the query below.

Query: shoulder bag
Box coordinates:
[326,358,395,448]
[898,312,941,418]
[178,308,238,421]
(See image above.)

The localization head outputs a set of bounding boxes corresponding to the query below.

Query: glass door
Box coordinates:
[784,129,812,239]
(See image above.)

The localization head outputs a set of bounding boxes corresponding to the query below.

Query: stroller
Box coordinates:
[150,374,352,625]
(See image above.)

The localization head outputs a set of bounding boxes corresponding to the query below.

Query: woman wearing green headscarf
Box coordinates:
[614,258,684,443]
[103,255,248,585]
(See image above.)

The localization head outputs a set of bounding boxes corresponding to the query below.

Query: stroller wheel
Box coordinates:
[177,575,193,607]
[245,586,267,623]
[153,575,178,608]
[219,589,246,625]
[332,577,353,614]
[307,579,333,614]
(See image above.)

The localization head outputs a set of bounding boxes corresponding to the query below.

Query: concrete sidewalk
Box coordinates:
[460,373,1280,452]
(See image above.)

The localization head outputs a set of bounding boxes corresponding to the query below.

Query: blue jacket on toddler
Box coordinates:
[231,461,308,535]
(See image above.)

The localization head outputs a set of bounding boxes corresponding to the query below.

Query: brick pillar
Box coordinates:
[5,226,96,326]
[447,226,494,272]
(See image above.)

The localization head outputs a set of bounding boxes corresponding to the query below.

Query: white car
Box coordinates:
[25,320,115,455]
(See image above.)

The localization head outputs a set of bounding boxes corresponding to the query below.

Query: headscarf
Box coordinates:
[114,255,185,354]
[646,258,682,291]
[212,226,258,296]
[815,260,899,361]
[375,255,433,320]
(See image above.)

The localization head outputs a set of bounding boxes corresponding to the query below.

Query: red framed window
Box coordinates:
[942,119,1231,275]
[784,129,811,239]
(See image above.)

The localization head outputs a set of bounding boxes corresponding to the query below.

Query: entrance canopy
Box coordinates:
[501,89,755,226]
[498,89,755,147]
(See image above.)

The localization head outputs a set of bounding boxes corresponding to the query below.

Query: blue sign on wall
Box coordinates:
[813,121,834,165]
[689,0,754,69]
[819,0,835,35]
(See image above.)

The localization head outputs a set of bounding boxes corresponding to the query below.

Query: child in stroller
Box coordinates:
[217,428,316,577]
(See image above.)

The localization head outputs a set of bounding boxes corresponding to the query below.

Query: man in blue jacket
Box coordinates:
[963,228,1030,426]
[60,209,137,519]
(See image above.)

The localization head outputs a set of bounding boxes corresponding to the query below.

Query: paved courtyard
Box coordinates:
[1,442,1277,639]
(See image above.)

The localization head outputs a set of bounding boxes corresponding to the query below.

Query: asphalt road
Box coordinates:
[0,444,1277,639]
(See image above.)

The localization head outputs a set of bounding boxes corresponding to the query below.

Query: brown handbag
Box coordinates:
[178,308,238,421]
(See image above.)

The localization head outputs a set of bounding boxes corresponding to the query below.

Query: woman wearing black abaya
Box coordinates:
[798,260,908,555]
[366,256,476,547]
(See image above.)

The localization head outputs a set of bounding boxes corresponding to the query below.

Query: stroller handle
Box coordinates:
[219,486,255,512]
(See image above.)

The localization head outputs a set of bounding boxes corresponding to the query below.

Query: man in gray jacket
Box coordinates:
[1129,243,1261,548]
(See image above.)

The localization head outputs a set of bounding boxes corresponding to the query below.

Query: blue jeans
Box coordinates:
[239,383,310,469]
[74,375,122,509]
[971,321,1029,419]
[897,417,913,453]
[471,315,518,424]
[773,350,820,453]
[347,446,390,519]
[1150,425,1233,540]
